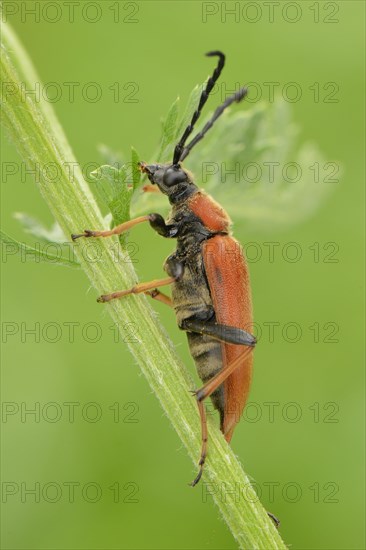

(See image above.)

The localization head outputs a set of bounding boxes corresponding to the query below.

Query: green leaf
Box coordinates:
[90,164,132,244]
[175,82,204,140]
[130,146,142,190]
[131,83,206,218]
[136,95,338,229]
[0,230,80,268]
[186,98,339,228]
[97,143,124,167]
[156,96,180,163]
[13,212,66,243]
[132,91,339,225]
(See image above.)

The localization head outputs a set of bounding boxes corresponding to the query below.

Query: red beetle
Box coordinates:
[72,51,255,487]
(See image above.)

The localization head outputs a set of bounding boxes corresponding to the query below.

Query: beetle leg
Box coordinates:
[267,511,280,528]
[142,184,161,193]
[194,346,253,403]
[148,214,179,238]
[163,255,185,279]
[181,319,256,347]
[97,277,176,303]
[190,399,208,487]
[191,343,283,529]
[190,346,253,487]
[71,213,178,241]
[71,215,151,240]
[145,289,173,307]
[98,258,183,303]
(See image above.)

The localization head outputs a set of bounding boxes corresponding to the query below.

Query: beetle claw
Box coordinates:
[71,229,94,241]
[267,511,280,528]
[189,465,203,487]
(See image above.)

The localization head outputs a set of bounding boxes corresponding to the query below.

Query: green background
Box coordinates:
[1,1,364,549]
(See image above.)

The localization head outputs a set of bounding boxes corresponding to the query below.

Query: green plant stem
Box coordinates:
[1,22,287,550]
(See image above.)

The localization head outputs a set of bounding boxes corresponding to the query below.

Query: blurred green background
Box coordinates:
[1,1,364,549]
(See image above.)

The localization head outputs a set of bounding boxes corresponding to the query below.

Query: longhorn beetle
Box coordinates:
[72,51,262,494]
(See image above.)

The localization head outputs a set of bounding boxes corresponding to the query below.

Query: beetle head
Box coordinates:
[138,162,197,203]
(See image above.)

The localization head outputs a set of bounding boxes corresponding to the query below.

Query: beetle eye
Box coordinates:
[163,167,187,187]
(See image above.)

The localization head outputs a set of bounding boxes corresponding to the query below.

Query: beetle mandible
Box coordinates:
[72,51,256,487]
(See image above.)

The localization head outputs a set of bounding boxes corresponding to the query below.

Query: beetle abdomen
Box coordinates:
[168,245,227,422]
[186,331,225,422]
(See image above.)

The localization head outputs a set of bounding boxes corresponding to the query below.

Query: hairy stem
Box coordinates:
[1,22,286,550]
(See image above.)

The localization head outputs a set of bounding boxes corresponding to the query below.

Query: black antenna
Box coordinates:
[173,51,225,165]
[179,87,247,162]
